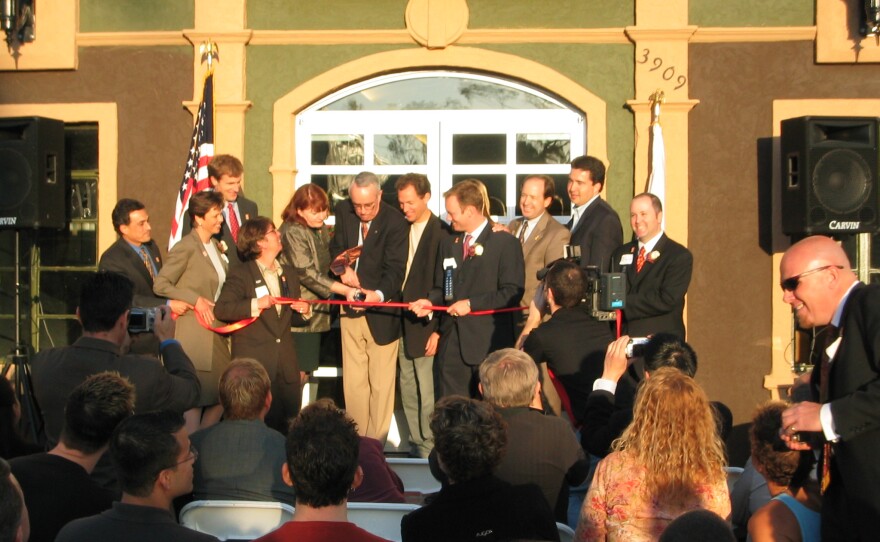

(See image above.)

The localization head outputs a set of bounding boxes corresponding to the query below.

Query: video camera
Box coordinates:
[536,245,625,321]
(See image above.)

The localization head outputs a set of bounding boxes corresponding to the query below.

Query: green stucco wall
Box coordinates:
[249,0,408,30]
[690,0,813,27]
[469,0,634,28]
[79,0,194,32]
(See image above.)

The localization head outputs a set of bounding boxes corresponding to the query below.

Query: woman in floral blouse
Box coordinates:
[576,367,731,541]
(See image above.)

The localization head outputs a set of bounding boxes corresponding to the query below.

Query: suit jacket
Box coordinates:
[810,283,880,539]
[428,227,525,366]
[568,197,622,272]
[329,199,408,345]
[99,238,166,355]
[31,337,200,445]
[508,213,570,307]
[153,230,230,371]
[523,306,616,423]
[214,260,307,383]
[400,475,559,542]
[400,214,453,358]
[610,233,693,339]
[182,195,258,266]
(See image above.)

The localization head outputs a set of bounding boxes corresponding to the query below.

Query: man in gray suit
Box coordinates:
[190,359,295,505]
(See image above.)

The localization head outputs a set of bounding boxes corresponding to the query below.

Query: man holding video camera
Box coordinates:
[32,271,201,447]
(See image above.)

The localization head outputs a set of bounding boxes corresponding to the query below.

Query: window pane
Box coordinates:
[311,135,364,166]
[65,124,98,171]
[320,74,565,111]
[452,134,505,165]
[516,133,571,164]
[37,318,82,349]
[452,174,507,216]
[70,177,98,221]
[375,134,427,165]
[514,174,571,217]
[39,271,92,314]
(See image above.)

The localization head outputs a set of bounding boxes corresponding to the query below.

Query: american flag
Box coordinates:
[168,72,214,250]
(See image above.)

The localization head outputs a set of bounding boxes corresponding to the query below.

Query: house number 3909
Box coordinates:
[637,48,688,90]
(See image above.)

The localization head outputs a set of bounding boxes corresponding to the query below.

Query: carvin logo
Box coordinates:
[0,217,16,226]
[829,220,860,230]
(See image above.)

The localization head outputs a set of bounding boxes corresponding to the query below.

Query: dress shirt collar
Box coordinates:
[831,280,861,328]
[467,219,489,240]
[638,231,664,254]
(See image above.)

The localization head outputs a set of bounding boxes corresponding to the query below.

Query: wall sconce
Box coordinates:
[1,0,35,58]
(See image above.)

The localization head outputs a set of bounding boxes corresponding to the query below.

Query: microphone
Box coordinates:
[443,257,457,302]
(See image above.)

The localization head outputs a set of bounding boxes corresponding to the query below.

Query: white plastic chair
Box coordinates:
[725,466,745,493]
[385,457,441,494]
[179,500,294,541]
[557,522,576,542]
[346,502,420,542]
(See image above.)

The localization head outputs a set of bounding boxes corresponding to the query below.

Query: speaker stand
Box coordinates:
[0,229,44,444]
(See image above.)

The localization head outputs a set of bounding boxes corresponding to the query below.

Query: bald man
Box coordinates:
[779,235,880,541]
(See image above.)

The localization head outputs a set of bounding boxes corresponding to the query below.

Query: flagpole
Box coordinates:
[647,89,666,229]
[168,40,219,250]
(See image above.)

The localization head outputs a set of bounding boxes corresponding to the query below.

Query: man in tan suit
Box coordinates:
[507,175,570,315]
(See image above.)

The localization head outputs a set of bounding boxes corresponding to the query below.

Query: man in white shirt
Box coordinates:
[610,193,692,339]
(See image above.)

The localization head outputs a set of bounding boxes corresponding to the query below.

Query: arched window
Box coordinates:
[296,71,585,222]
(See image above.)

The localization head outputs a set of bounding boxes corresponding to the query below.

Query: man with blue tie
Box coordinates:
[567,155,622,272]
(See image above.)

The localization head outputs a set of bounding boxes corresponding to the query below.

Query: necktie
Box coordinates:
[361,222,369,243]
[518,222,529,244]
[227,203,240,242]
[463,234,472,259]
[140,246,155,281]
[636,246,646,273]
[818,324,840,494]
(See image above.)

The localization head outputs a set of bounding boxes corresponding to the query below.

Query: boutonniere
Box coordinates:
[467,243,484,259]
[648,250,660,263]
[218,240,229,254]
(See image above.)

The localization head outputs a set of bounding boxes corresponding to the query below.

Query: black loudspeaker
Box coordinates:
[780,116,880,235]
[0,116,67,229]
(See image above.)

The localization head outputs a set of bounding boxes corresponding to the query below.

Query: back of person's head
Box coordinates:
[479,348,539,408]
[285,399,360,507]
[658,509,736,542]
[545,260,586,309]
[643,333,698,377]
[219,358,271,421]
[750,401,815,490]
[207,154,243,179]
[236,216,273,261]
[430,395,507,484]
[61,372,135,454]
[78,271,134,333]
[615,368,726,507]
[0,458,26,542]
[111,198,145,234]
[110,411,185,498]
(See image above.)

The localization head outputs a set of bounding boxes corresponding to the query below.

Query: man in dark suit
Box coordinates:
[567,155,622,272]
[523,260,614,425]
[610,193,693,339]
[30,271,201,448]
[780,235,880,541]
[99,199,191,355]
[329,172,408,443]
[182,154,258,265]
[410,179,525,398]
[396,173,452,457]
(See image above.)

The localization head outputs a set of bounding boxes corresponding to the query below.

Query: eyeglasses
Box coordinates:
[174,444,199,466]
[780,265,843,292]
[352,200,378,212]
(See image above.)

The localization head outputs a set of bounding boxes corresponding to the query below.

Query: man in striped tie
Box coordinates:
[609,193,692,339]
[99,199,191,355]
[206,155,258,266]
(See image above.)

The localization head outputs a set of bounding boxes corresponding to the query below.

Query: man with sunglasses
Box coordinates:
[779,235,880,542]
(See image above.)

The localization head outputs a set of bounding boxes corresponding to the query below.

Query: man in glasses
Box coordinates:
[779,235,880,542]
[57,411,217,541]
[329,172,408,445]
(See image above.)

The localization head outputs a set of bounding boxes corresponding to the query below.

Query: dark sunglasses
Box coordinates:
[780,265,843,292]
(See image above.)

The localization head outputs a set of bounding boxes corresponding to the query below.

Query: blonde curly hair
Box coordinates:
[612,367,727,509]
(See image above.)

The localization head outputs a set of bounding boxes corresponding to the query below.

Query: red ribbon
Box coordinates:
[190,297,527,334]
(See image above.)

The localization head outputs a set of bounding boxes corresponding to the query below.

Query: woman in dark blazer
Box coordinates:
[154,191,231,432]
[215,217,311,433]
[279,185,355,390]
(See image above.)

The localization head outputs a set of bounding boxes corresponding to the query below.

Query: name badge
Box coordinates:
[619,254,634,266]
[255,285,270,298]
[443,258,457,269]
